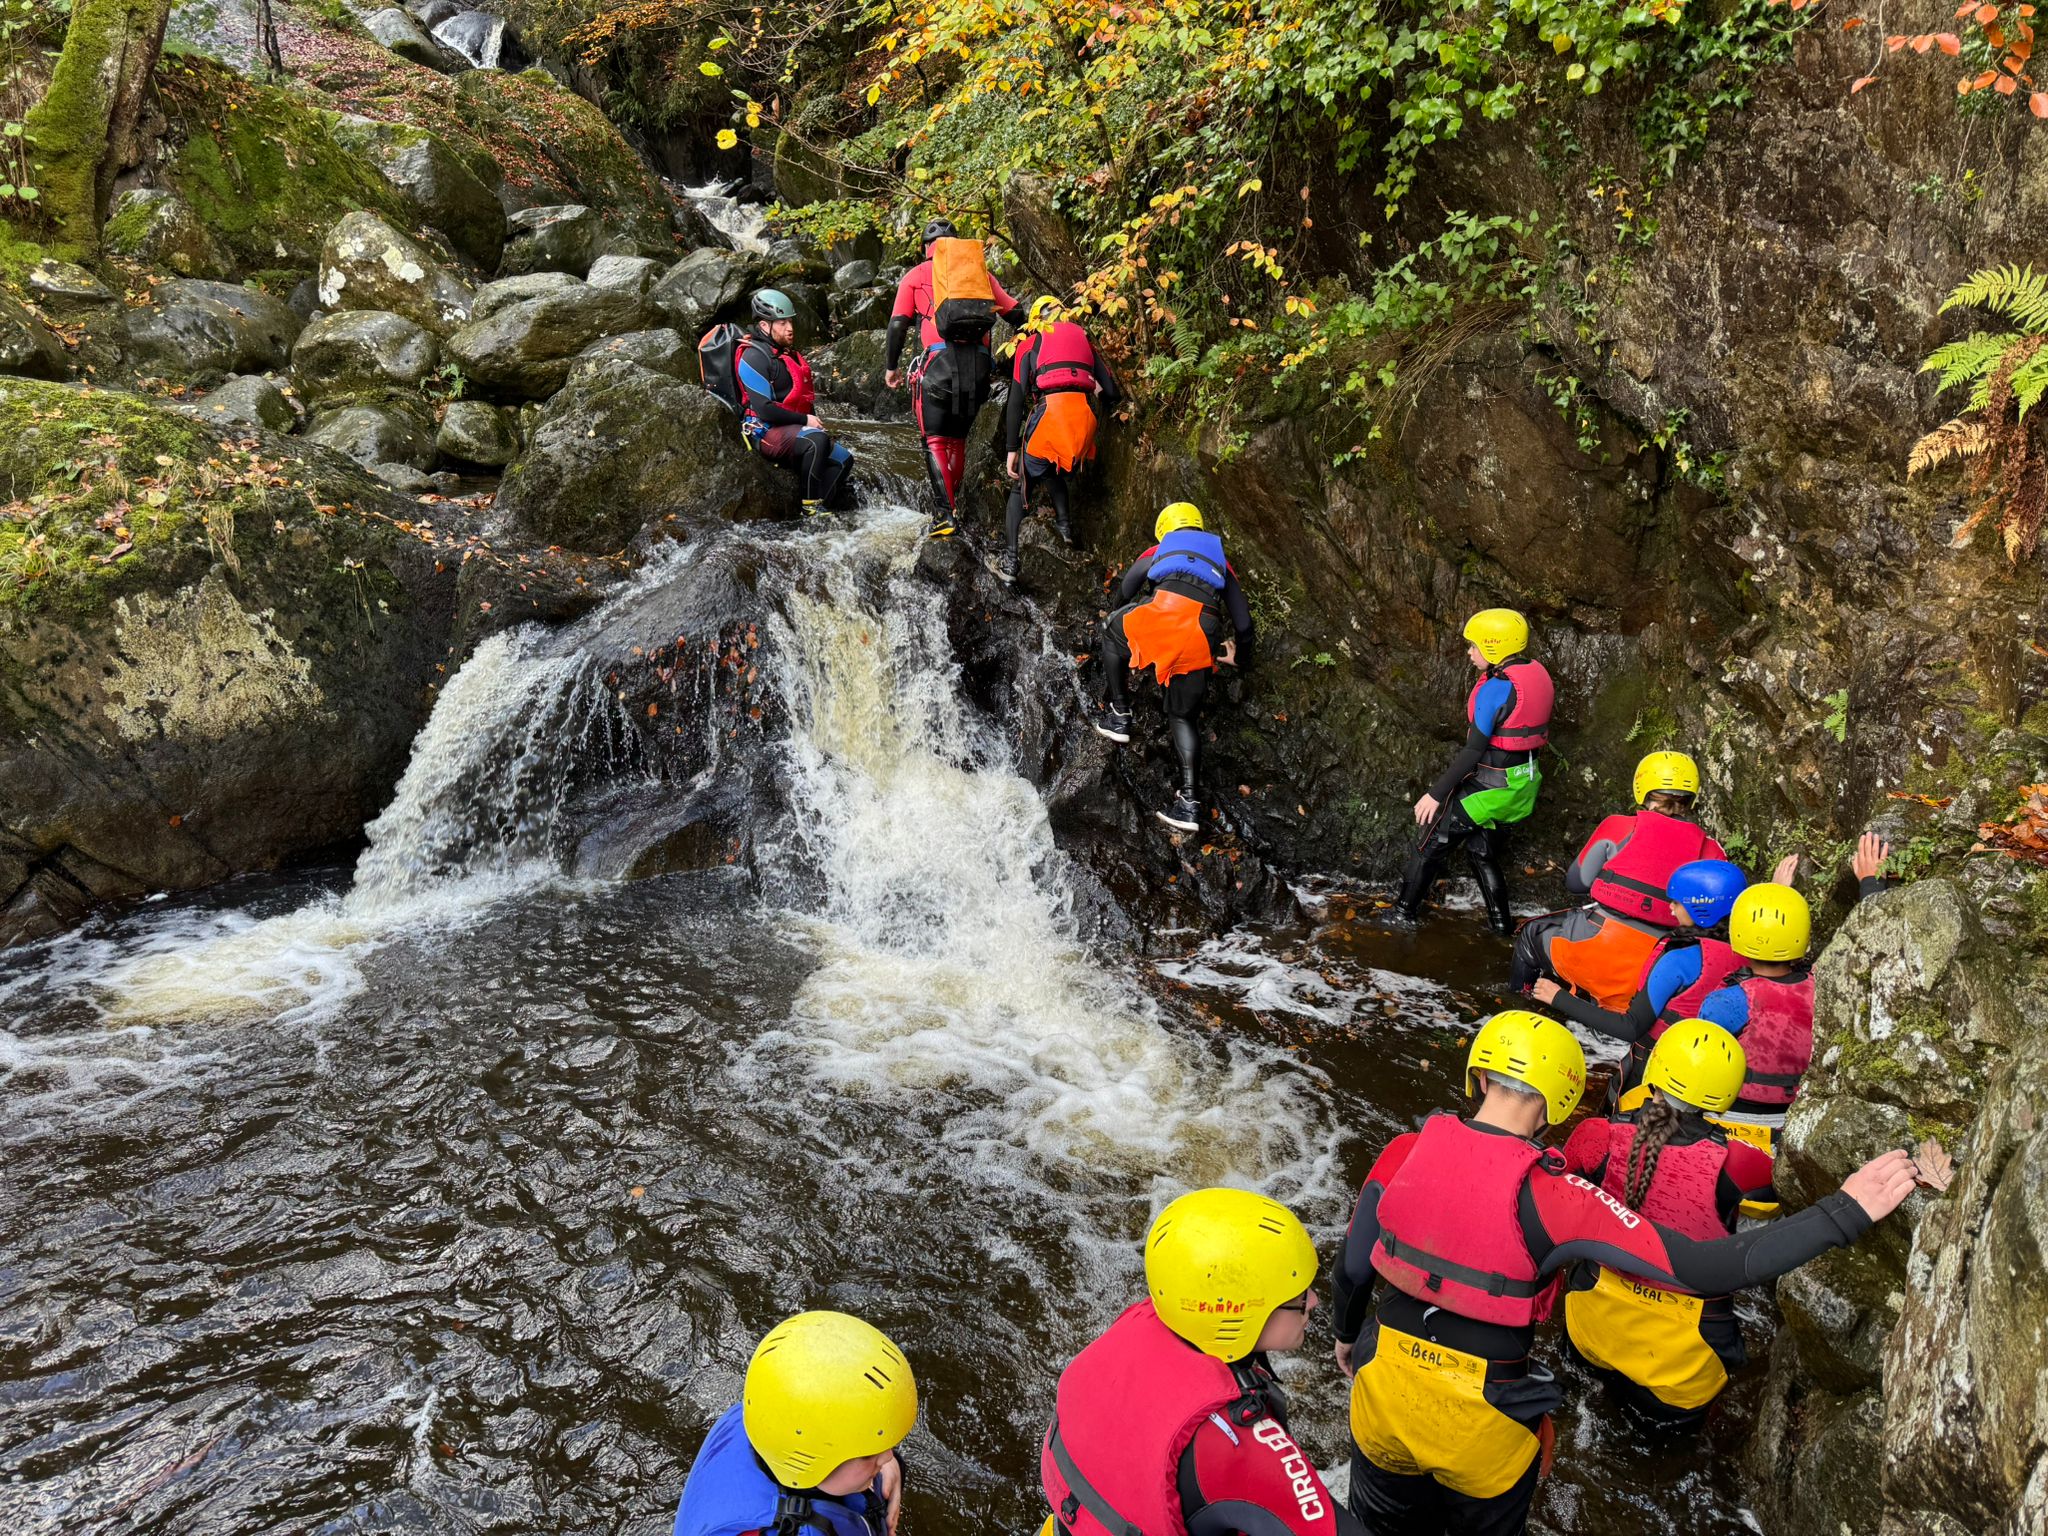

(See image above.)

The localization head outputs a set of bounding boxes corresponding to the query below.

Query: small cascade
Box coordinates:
[682,180,772,254]
[431,9,504,67]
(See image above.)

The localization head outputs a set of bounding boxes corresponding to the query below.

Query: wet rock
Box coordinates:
[330,116,507,270]
[443,285,645,400]
[495,357,778,550]
[0,294,68,381]
[121,281,302,385]
[0,378,456,945]
[831,287,891,333]
[585,254,665,301]
[365,6,461,70]
[832,259,877,290]
[436,399,520,467]
[470,271,583,322]
[432,9,507,69]
[306,400,438,471]
[499,204,604,279]
[26,259,112,312]
[409,0,462,25]
[368,461,436,493]
[1002,172,1087,290]
[292,311,442,403]
[576,328,690,380]
[318,212,475,337]
[808,329,906,421]
[647,247,760,335]
[188,374,296,433]
[101,189,232,280]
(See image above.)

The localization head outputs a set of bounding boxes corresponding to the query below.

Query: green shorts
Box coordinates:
[1460,761,1542,829]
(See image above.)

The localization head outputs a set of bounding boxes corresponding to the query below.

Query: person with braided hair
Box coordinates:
[1557,1020,1776,1425]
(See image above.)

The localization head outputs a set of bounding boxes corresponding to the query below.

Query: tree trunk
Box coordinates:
[21,0,175,258]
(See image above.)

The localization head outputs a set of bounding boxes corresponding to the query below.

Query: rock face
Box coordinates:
[365,6,460,71]
[470,272,583,321]
[499,204,604,278]
[292,311,441,401]
[443,285,645,399]
[808,329,904,421]
[1746,879,2044,1535]
[0,295,68,381]
[122,281,303,386]
[647,247,761,335]
[102,189,233,279]
[494,357,778,550]
[0,380,455,946]
[577,328,690,379]
[317,212,475,336]
[306,401,439,471]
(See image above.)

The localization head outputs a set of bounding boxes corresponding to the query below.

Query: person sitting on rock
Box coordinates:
[1558,1019,1776,1427]
[1396,608,1554,936]
[672,1310,912,1536]
[1331,1008,1919,1536]
[988,295,1121,586]
[1508,752,1724,1013]
[882,218,1027,536]
[738,289,853,516]
[1094,502,1252,833]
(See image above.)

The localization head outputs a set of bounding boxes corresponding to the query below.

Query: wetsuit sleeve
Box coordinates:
[1221,567,1253,654]
[1332,1135,1413,1343]
[1552,946,1696,1041]
[1567,817,1630,894]
[885,314,913,370]
[1426,730,1490,806]
[1182,1413,1352,1536]
[1698,984,1750,1034]
[1117,550,1157,604]
[1006,348,1034,450]
[738,345,806,426]
[1093,352,1123,403]
[1523,1170,1872,1295]
[1858,875,1890,901]
[991,274,1027,326]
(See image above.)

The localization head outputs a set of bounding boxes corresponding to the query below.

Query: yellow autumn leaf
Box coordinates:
[866,82,882,105]
[699,60,723,75]
[1237,176,1262,196]
[716,128,738,149]
[1552,32,1573,51]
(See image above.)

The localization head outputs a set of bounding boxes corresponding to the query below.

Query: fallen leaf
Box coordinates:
[1910,1137,1955,1192]
[168,814,183,827]
[1852,72,1879,90]
[630,1186,646,1198]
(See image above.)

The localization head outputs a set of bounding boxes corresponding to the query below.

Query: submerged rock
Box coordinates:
[318,212,475,337]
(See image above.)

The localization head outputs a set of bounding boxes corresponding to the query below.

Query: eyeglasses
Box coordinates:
[1274,1293,1314,1314]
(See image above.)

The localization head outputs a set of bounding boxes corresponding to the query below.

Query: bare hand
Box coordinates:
[885,368,903,390]
[1531,977,1561,1006]
[880,1454,903,1536]
[1413,793,1440,826]
[1841,1148,1920,1221]
[1772,854,1800,885]
[805,414,824,431]
[1334,1338,1355,1378]
[1853,832,1892,882]
[1006,451,1020,481]
[1217,638,1237,667]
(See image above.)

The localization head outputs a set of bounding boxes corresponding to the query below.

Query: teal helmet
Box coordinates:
[751,289,797,322]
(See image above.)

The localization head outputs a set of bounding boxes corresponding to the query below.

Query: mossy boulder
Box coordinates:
[184,374,295,433]
[576,328,690,380]
[494,357,776,550]
[435,399,519,466]
[305,399,438,471]
[0,380,458,942]
[499,204,603,278]
[365,6,461,72]
[292,310,441,402]
[471,271,581,321]
[647,247,761,335]
[120,280,302,387]
[318,212,474,337]
[0,294,68,381]
[330,115,507,271]
[102,189,232,280]
[442,284,645,399]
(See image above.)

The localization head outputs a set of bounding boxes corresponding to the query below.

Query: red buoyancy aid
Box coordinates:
[1588,810,1717,928]
[1730,967,1815,1107]
[1653,936,1743,1034]
[781,350,816,415]
[1041,1300,1265,1536]
[1594,1120,1731,1246]
[1371,1114,1560,1329]
[1031,320,1099,393]
[1466,659,1554,752]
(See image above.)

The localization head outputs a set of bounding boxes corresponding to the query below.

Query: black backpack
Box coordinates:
[917,341,993,435]
[698,323,746,412]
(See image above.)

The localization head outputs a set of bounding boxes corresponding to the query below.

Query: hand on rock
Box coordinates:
[1772,853,1800,885]
[1842,1148,1920,1221]
[1413,793,1440,827]
[1531,977,1561,1006]
[1853,832,1892,882]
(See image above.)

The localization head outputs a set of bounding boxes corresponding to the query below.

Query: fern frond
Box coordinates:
[1910,416,1992,476]
[1922,332,2018,395]
[1941,264,2048,333]
[1171,318,1202,365]
[2013,350,2048,419]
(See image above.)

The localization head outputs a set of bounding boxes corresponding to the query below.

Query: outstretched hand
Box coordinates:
[1772,853,1800,885]
[1853,831,1892,882]
[1841,1148,1919,1221]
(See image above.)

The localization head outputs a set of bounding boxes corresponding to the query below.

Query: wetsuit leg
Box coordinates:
[1509,911,1565,991]
[1048,469,1072,538]
[1347,1449,1450,1536]
[1164,666,1210,796]
[1396,801,1481,920]
[780,429,853,503]
[1005,480,1027,557]
[1102,606,1137,711]
[1466,826,1512,936]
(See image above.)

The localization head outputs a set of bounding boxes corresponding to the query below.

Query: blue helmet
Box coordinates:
[1667,859,1748,928]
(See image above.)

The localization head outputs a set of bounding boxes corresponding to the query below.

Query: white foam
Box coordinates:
[682,181,772,254]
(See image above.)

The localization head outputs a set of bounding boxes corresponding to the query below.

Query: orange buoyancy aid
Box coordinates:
[1026,392,1099,472]
[1466,659,1554,753]
[1041,1300,1278,1536]
[1588,810,1717,927]
[1728,967,1816,1107]
[1123,589,1215,687]
[1593,1119,1731,1246]
[1372,1114,1560,1329]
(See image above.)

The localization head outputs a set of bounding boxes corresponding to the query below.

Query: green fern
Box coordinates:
[1939,264,2048,334]
[1923,332,2011,395]
[2013,350,2048,419]
[1170,317,1202,365]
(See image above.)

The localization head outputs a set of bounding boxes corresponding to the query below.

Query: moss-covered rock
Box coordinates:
[318,212,474,337]
[442,283,645,399]
[102,188,233,279]
[329,115,507,271]
[0,378,459,942]
[291,309,441,402]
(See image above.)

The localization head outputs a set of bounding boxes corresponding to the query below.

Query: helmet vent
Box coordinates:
[863,1366,893,1390]
[1256,1216,1285,1234]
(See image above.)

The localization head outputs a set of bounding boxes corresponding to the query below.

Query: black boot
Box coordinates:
[1469,845,1513,937]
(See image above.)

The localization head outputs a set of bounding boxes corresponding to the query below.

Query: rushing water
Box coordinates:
[0,489,1771,1534]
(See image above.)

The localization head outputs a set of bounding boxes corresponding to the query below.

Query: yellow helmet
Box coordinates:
[1466,1009,1586,1124]
[1729,882,1811,962]
[1633,750,1701,804]
[1462,608,1530,667]
[1643,1018,1746,1113]
[1155,502,1204,541]
[742,1311,918,1488]
[1028,295,1063,328]
[1145,1187,1318,1361]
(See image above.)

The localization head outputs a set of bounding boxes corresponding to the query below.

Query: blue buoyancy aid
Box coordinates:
[1148,528,1230,591]
[674,1406,888,1536]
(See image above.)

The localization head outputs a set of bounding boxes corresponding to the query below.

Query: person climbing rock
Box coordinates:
[1530,857,1752,1104]
[987,295,1122,585]
[737,290,854,516]
[883,219,1026,535]
[1040,1187,1364,1536]
[1507,752,1724,1013]
[1558,1019,1775,1426]
[1093,502,1253,833]
[1396,609,1554,936]
[672,1310,913,1536]
[1330,1008,1918,1536]
[1695,834,1890,1125]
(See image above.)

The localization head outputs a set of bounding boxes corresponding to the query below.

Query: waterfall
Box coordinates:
[431,9,504,68]
[682,181,772,254]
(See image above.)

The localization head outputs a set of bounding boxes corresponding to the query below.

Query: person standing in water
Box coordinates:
[989,295,1121,585]
[1397,609,1554,936]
